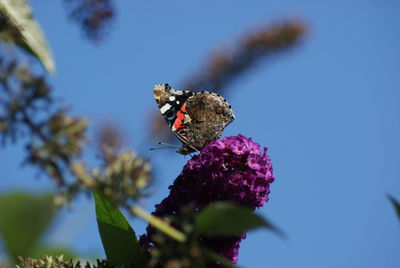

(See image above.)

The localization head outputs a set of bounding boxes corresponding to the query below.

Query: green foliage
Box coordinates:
[94,191,146,267]
[0,193,55,262]
[0,0,55,73]
[0,192,78,265]
[195,202,283,237]
[0,192,56,262]
[387,194,400,222]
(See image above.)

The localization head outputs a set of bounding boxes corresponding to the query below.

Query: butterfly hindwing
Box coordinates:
[154,84,234,154]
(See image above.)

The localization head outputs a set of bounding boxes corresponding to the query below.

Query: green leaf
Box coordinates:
[0,0,55,73]
[195,202,284,237]
[387,194,400,222]
[0,192,56,263]
[93,191,146,267]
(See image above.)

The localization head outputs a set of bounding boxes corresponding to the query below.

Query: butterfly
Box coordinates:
[154,83,235,154]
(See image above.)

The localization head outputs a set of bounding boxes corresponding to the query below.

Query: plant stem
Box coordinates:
[129,205,186,243]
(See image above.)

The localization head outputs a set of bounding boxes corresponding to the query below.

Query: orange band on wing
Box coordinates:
[173,104,186,132]
[181,102,187,113]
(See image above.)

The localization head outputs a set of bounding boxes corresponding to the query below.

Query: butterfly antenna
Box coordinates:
[157,142,179,147]
[149,147,175,151]
[149,142,180,151]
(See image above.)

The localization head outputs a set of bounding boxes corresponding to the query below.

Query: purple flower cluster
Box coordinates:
[142,135,274,264]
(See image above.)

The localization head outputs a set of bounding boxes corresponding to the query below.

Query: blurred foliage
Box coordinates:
[143,204,240,268]
[0,0,301,266]
[95,122,123,152]
[95,191,276,267]
[387,194,400,222]
[182,20,306,92]
[63,0,114,42]
[16,256,111,268]
[0,45,175,267]
[151,20,307,143]
[0,0,55,73]
[28,248,76,264]
[195,202,283,237]
[0,54,152,207]
[138,204,281,267]
[0,192,76,264]
[0,56,87,189]
[0,0,172,258]
[70,130,152,206]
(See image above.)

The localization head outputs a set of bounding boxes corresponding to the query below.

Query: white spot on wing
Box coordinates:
[169,96,176,101]
[176,100,180,104]
[160,103,172,114]
[171,90,183,95]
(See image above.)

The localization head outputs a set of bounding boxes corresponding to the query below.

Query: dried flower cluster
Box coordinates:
[141,135,274,264]
[183,20,306,92]
[16,255,110,268]
[64,0,114,42]
[152,20,306,141]
[71,150,151,206]
[0,57,86,186]
[0,56,151,208]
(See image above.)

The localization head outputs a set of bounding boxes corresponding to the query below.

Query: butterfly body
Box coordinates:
[154,84,234,154]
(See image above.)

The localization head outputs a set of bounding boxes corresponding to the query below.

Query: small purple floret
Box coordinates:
[141,135,274,264]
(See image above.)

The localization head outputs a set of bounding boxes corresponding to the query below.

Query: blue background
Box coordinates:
[1,0,400,267]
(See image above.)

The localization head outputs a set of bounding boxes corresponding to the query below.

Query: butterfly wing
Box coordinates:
[177,91,235,154]
[154,84,193,129]
[154,84,234,155]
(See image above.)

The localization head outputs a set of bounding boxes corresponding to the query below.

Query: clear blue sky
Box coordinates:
[1,0,400,267]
